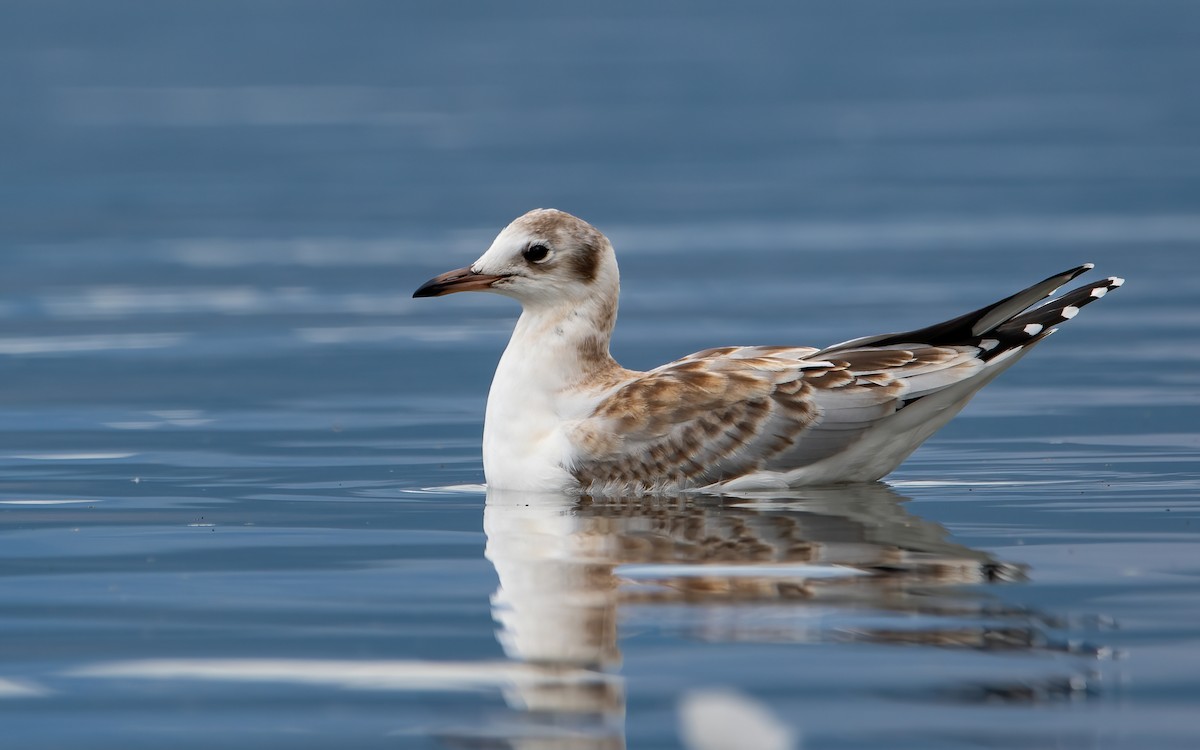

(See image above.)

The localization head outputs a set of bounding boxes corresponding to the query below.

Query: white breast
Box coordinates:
[482,338,580,492]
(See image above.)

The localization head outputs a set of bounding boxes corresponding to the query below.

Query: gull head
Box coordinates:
[413,209,618,308]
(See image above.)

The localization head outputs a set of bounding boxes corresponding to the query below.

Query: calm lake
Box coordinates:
[4,1,1200,748]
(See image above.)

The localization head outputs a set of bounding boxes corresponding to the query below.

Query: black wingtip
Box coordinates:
[979,274,1125,359]
[819,263,1116,356]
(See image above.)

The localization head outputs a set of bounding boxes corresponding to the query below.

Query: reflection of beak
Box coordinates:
[412,266,507,298]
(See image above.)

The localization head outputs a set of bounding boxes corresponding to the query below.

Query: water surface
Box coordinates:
[3,1,1200,748]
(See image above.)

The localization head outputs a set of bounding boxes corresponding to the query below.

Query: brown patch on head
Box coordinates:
[565,238,603,283]
[512,208,609,283]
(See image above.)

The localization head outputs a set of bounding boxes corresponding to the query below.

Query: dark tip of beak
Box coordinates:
[412,276,454,298]
[413,266,506,298]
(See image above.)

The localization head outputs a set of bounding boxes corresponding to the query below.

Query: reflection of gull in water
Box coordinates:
[479,483,1079,749]
[485,483,1026,669]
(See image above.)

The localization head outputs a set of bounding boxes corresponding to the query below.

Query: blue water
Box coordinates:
[4,1,1200,748]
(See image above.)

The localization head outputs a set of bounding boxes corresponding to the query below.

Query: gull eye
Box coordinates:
[522,244,551,263]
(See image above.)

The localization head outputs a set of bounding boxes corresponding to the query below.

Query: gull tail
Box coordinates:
[986,274,1125,354]
[768,265,1125,486]
[818,264,1124,357]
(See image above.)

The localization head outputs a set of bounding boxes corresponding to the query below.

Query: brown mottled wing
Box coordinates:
[567,354,822,491]
[761,344,983,470]
[569,344,987,489]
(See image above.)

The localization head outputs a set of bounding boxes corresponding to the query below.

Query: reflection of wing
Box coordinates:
[580,483,1022,594]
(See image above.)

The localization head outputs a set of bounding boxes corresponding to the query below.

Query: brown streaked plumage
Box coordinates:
[572,362,806,487]
[413,208,1124,494]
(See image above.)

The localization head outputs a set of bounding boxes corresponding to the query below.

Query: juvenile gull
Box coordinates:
[414,209,1123,495]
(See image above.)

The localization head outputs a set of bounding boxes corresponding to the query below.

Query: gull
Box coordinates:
[414,209,1122,495]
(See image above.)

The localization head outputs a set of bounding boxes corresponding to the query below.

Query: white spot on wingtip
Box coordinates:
[979,338,999,351]
[1083,262,1095,270]
[1091,286,1108,298]
[1023,323,1043,335]
[1061,305,1079,319]
[1110,277,1125,287]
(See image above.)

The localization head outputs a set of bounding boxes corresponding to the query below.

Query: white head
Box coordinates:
[414,209,619,309]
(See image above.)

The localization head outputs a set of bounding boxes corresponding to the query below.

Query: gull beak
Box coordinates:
[412,266,507,298]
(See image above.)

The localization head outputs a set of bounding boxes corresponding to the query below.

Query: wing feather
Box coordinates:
[570,337,1027,492]
[568,357,821,492]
